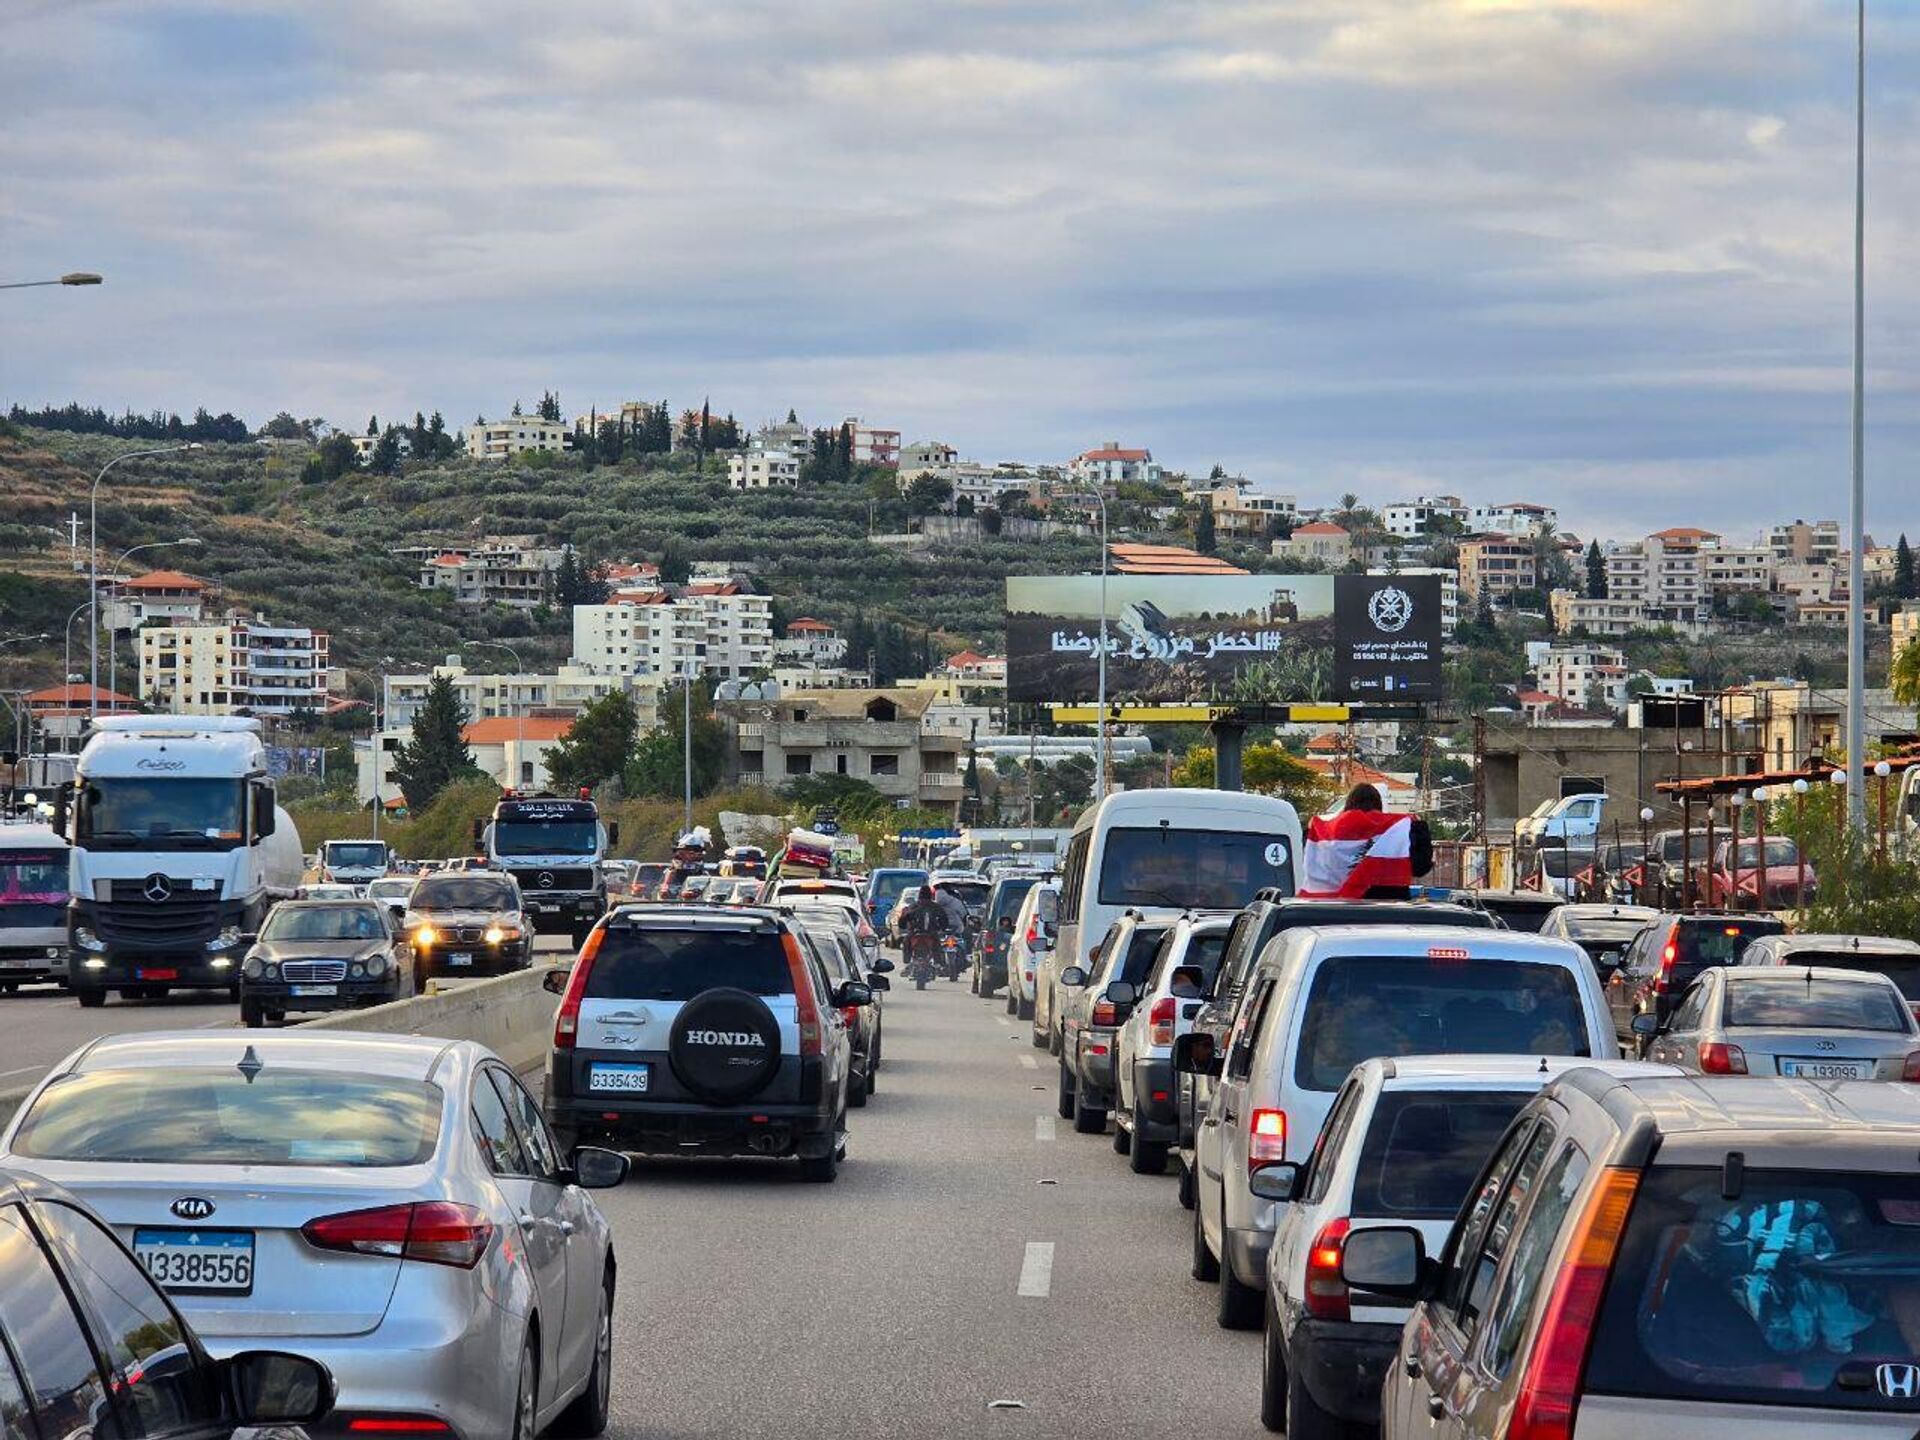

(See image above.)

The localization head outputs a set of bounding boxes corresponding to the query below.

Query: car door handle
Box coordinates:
[1426,1394,1446,1420]
[1404,1357,1421,1379]
[557,1220,576,1236]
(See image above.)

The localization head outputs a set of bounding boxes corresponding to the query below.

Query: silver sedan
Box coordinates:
[1638,965,1920,1080]
[0,1030,630,1440]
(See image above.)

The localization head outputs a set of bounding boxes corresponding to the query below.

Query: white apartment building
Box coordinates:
[1068,443,1160,487]
[1767,519,1842,565]
[687,582,775,676]
[1537,644,1631,713]
[383,661,660,731]
[845,418,901,468]
[101,569,209,635]
[774,618,849,666]
[417,541,569,609]
[1605,528,1718,626]
[1701,544,1774,595]
[1373,566,1460,638]
[1382,496,1469,538]
[727,450,801,490]
[571,583,774,681]
[1551,591,1654,638]
[140,614,331,717]
[1470,502,1558,537]
[350,431,412,464]
[464,416,572,461]
[945,464,1042,513]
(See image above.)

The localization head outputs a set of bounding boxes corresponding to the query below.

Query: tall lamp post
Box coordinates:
[1845,0,1869,834]
[101,537,202,706]
[463,641,526,789]
[0,272,102,291]
[89,445,201,719]
[60,603,92,751]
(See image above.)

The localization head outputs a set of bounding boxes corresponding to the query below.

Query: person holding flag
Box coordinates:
[1299,783,1434,900]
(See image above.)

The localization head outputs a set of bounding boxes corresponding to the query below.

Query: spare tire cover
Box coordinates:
[668,987,783,1102]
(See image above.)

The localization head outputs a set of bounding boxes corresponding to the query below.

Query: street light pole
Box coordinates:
[1845,0,1869,833]
[60,603,89,752]
[0,273,103,291]
[464,640,526,788]
[683,662,695,838]
[89,445,200,721]
[102,538,201,708]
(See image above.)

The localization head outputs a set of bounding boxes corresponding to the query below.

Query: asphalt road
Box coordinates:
[0,932,576,1085]
[596,967,1270,1440]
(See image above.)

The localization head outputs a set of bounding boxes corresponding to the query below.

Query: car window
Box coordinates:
[1481,1142,1591,1378]
[1302,1079,1365,1205]
[1059,832,1090,916]
[1115,927,1170,988]
[1668,980,1710,1033]
[1461,1125,1558,1334]
[488,1069,563,1180]
[0,1339,29,1440]
[412,877,516,909]
[1439,1121,1544,1334]
[1724,978,1911,1032]
[37,1200,221,1434]
[0,1205,116,1440]
[1227,976,1278,1081]
[1212,911,1264,1002]
[1352,1091,1535,1220]
[472,1072,531,1177]
[1778,953,1920,1003]
[586,927,792,1000]
[1097,827,1292,910]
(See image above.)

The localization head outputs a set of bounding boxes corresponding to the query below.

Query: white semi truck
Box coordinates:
[319,837,390,889]
[476,792,615,946]
[58,716,303,1007]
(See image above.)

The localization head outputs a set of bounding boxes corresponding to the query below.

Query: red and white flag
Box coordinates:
[1299,810,1415,899]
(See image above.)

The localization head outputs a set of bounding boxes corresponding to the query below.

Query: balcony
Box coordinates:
[919,773,964,796]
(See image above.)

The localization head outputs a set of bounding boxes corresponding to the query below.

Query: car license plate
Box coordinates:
[1781,1058,1871,1080]
[447,953,473,966]
[132,1228,254,1294]
[588,1064,650,1093]
[0,959,33,969]
[137,968,179,981]
[289,984,338,997]
[535,903,560,913]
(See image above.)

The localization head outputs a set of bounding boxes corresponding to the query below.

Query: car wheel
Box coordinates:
[848,1069,869,1108]
[1048,1023,1062,1058]
[511,1339,538,1440]
[75,987,106,1009]
[1056,1061,1076,1120]
[1005,986,1017,1016]
[240,998,264,1029]
[1191,1194,1220,1281]
[1261,1295,1289,1433]
[799,1143,838,1183]
[1130,1113,1168,1175]
[1071,1086,1106,1135]
[1219,1254,1263,1330]
[1287,1354,1353,1440]
[552,1273,613,1437]
[1177,1157,1196,1210]
[1018,995,1034,1021]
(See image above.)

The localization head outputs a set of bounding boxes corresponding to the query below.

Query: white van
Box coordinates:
[1055,789,1303,984]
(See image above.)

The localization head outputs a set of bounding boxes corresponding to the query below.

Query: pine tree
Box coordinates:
[1897,534,1916,600]
[553,548,584,606]
[368,428,401,475]
[366,414,379,437]
[389,675,479,811]
[538,391,562,423]
[625,679,728,799]
[1585,539,1608,599]
[1194,504,1217,554]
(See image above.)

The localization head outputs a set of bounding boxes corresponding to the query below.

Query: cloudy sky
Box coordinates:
[4,0,1916,541]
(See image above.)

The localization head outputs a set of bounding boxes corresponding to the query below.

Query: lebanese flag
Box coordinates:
[1299,811,1415,899]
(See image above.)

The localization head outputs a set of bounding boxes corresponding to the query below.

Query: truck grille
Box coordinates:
[281,959,348,984]
[98,882,221,949]
[507,867,594,893]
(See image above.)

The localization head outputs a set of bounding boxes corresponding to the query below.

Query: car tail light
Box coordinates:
[302,1202,493,1269]
[552,924,605,1050]
[839,1005,859,1029]
[1248,1108,1286,1171]
[1303,1218,1352,1321]
[1508,1167,1640,1440]
[1091,998,1118,1026]
[1902,1051,1920,1083]
[1025,920,1039,949]
[347,1420,454,1434]
[1149,997,1177,1046]
[1697,1041,1747,1075]
[782,933,823,1056]
[1653,924,1681,994]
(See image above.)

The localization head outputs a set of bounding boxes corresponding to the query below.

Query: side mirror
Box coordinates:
[833,982,872,1007]
[866,973,891,992]
[871,957,895,974]
[542,968,571,995]
[52,784,70,837]
[221,1350,335,1427]
[1174,1032,1220,1077]
[1630,1012,1661,1038]
[1059,966,1089,988]
[570,1145,630,1189]
[606,821,620,848]
[1106,980,1139,1008]
[1340,1225,1430,1300]
[1248,1162,1303,1203]
[251,781,277,838]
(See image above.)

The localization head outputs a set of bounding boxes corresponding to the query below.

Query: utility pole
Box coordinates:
[682,664,694,837]
[1844,0,1869,833]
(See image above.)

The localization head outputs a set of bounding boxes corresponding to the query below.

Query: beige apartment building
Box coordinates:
[722,688,965,816]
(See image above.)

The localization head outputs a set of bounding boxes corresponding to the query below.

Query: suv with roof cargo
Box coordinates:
[1177,925,1614,1331]
[1358,1070,1920,1439]
[545,905,868,1182]
[1609,910,1786,1053]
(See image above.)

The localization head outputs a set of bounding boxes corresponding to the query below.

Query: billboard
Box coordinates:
[1006,572,1445,705]
[1332,574,1445,701]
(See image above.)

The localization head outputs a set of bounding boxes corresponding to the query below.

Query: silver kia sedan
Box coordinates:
[0,1031,630,1440]
[1638,965,1920,1080]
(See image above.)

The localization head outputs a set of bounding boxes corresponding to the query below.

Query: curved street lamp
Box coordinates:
[0,272,103,291]
[89,445,202,718]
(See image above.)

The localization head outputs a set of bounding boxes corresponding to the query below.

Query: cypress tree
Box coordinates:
[390,675,479,811]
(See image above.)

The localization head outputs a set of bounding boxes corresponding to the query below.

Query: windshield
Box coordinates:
[324,842,386,868]
[1589,1168,1920,1412]
[1565,918,1655,946]
[1724,979,1910,1032]
[1353,1091,1534,1219]
[587,928,792,1001]
[935,881,990,913]
[872,870,927,903]
[1098,827,1292,909]
[1539,849,1594,878]
[262,905,387,942]
[989,877,1040,922]
[12,1068,443,1166]
[1295,956,1589,1089]
[367,880,412,899]
[1656,832,1710,864]
[1728,839,1799,868]
[493,820,597,857]
[81,777,244,843]
[411,877,516,910]
[1783,954,1920,1004]
[0,851,66,904]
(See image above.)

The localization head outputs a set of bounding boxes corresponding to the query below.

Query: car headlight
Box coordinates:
[242,956,265,980]
[208,925,245,952]
[350,962,367,978]
[261,960,280,980]
[413,924,437,947]
[74,928,107,953]
[485,925,521,945]
[364,952,388,979]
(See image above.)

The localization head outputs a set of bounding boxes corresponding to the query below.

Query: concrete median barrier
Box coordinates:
[297,963,567,1072]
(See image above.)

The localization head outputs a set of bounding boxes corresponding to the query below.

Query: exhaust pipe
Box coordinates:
[746,1129,791,1155]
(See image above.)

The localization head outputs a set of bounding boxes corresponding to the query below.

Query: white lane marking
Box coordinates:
[995,1014,1012,1026]
[1035,1115,1056,1142]
[0,1066,38,1081]
[1017,1241,1054,1298]
[1020,1054,1038,1070]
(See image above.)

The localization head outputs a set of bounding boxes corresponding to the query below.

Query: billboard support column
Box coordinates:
[1211,717,1246,793]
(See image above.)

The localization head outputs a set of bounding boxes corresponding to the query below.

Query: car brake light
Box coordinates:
[782,933,823,1057]
[1508,1167,1641,1440]
[839,1005,859,1028]
[1903,1051,1920,1083]
[302,1202,493,1269]
[1149,996,1177,1046]
[1427,946,1470,964]
[1303,1218,1352,1321]
[1248,1108,1286,1171]
[1653,924,1681,994]
[552,925,605,1050]
[347,1421,453,1434]
[1697,1041,1747,1075]
[1091,998,1118,1026]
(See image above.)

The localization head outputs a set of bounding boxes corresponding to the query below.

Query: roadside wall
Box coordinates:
[298,964,564,1072]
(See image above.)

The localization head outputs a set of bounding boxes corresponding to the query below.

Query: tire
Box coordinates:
[1191,1195,1220,1282]
[915,977,928,992]
[848,1068,870,1108]
[1130,1111,1168,1175]
[1177,1157,1196,1209]
[1005,986,1017,1016]
[668,987,782,1103]
[552,1274,613,1437]
[1048,1022,1063,1058]
[1287,1355,1354,1440]
[969,969,979,995]
[1261,1296,1289,1433]
[799,1142,839,1183]
[511,1338,538,1440]
[864,1059,877,1096]
[75,987,106,1009]
[1018,995,1034,1021]
[1219,1254,1264,1330]
[1056,1060,1076,1120]
[1072,1088,1107,1135]
[241,998,265,1029]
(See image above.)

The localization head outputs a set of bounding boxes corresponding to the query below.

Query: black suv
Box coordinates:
[972,869,1053,998]
[1609,910,1786,1052]
[544,905,867,1182]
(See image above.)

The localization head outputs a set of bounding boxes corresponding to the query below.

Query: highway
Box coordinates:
[594,970,1269,1440]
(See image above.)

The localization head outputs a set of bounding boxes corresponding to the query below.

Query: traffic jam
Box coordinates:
[4,735,1920,1436]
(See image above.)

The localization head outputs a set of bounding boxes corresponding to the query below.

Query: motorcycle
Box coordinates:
[941,934,964,982]
[906,934,939,991]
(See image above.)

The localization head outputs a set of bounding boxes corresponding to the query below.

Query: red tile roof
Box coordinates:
[25,683,138,707]
[1108,543,1248,576]
[462,717,574,744]
[1079,448,1150,462]
[1651,527,1719,541]
[120,569,206,592]
[1291,522,1350,537]
[787,618,833,633]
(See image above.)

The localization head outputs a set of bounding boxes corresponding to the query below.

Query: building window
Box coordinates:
[785,753,812,777]
[870,754,900,777]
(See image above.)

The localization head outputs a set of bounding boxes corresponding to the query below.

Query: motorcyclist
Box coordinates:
[899,887,951,965]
